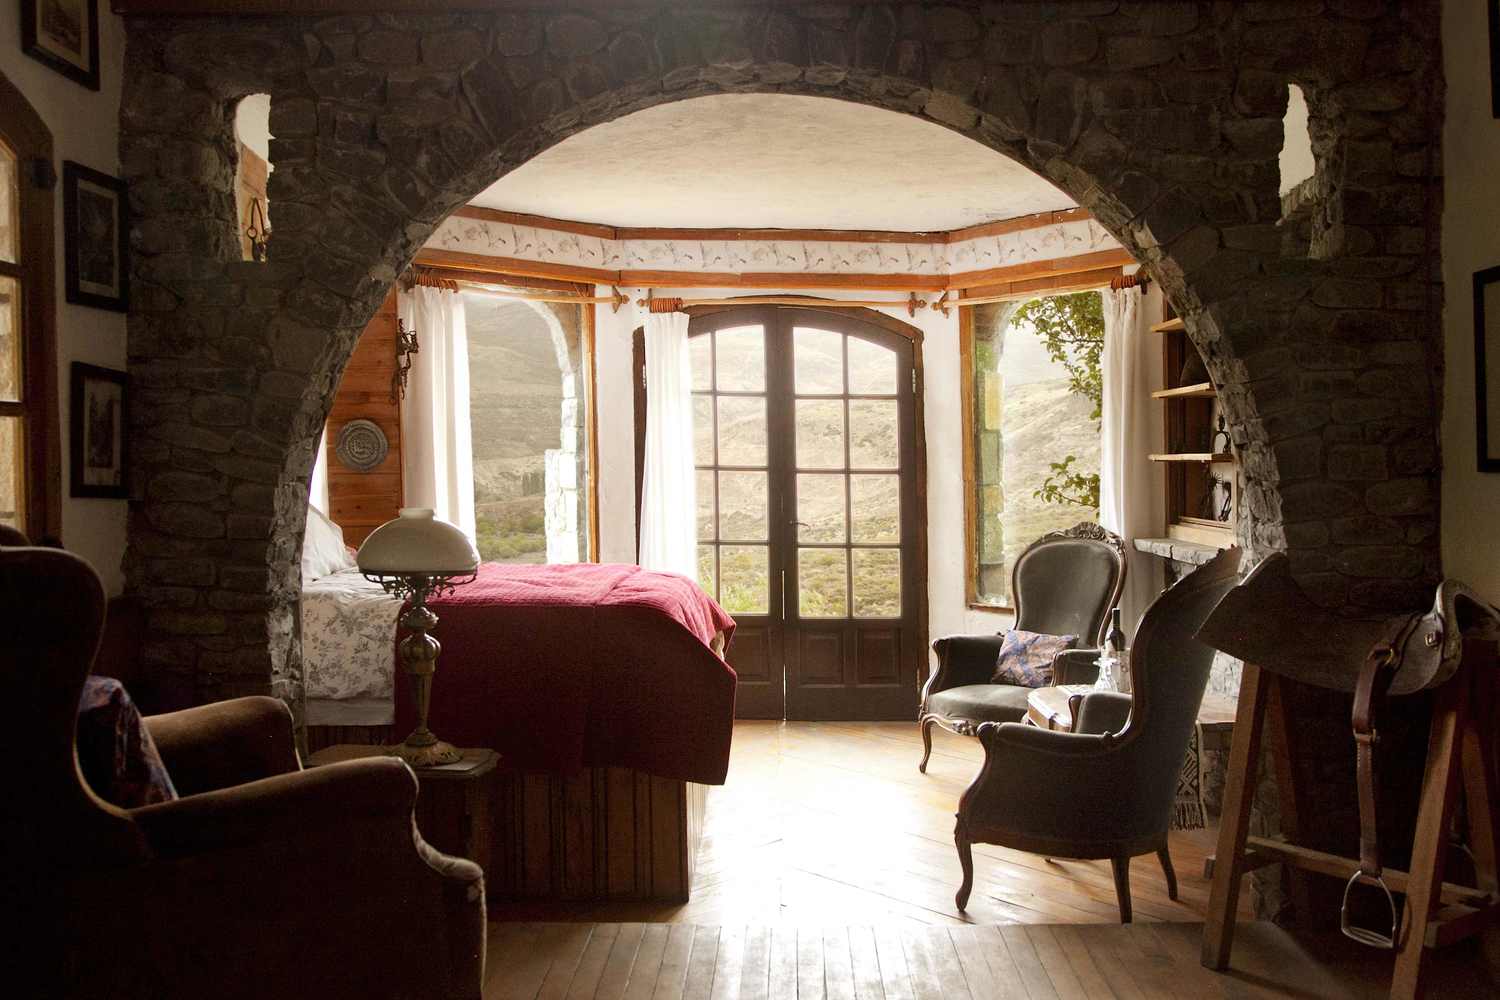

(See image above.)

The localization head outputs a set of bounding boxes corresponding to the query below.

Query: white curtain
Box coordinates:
[399,286,476,540]
[1099,286,1159,633]
[638,310,697,577]
[308,425,330,515]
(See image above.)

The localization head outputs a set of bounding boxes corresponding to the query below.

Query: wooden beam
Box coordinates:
[946,248,1136,291]
[114,0,783,13]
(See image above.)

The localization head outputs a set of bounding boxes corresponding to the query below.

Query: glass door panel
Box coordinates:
[667,307,921,721]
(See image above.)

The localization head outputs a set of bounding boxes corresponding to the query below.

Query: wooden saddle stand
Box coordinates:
[1196,552,1500,999]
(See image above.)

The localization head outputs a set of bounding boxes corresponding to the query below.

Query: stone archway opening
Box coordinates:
[120,7,1444,870]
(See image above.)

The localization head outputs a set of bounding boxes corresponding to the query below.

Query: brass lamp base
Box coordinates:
[387,736,463,769]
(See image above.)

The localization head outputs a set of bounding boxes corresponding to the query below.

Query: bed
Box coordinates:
[298,507,737,900]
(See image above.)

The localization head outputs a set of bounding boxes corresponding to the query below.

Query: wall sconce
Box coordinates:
[244,197,271,262]
[392,317,419,403]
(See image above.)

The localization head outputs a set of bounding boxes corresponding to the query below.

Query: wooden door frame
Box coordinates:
[0,70,62,542]
[633,300,929,715]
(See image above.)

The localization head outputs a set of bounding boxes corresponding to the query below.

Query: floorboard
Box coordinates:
[481,723,1495,998]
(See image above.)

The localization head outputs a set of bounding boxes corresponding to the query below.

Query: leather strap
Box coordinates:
[1351,612,1424,877]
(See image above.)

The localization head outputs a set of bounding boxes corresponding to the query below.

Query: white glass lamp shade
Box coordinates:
[356,507,479,576]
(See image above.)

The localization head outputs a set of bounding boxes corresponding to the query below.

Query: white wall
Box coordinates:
[1441,0,1500,600]
[1,8,128,594]
[593,285,1013,652]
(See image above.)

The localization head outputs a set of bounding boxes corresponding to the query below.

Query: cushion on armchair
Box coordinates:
[991,628,1078,687]
[77,676,178,808]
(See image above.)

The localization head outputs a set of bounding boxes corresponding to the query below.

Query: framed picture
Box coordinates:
[20,0,101,91]
[62,161,128,312]
[70,363,128,499]
[1475,267,1500,472]
[1492,1,1500,118]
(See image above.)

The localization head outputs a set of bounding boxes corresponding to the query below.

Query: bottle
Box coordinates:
[1107,608,1126,655]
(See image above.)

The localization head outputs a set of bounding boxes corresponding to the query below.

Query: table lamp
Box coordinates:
[356,507,479,767]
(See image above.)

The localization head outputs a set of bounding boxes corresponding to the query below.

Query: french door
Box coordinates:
[638,306,925,721]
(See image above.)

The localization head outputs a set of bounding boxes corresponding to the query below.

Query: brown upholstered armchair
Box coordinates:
[919,522,1126,772]
[953,547,1241,922]
[0,545,486,1000]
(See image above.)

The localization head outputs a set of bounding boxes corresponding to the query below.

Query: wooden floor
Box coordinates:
[482,921,1496,999]
[483,723,1497,998]
[492,721,1232,926]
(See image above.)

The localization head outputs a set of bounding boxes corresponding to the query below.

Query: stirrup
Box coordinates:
[1341,869,1398,949]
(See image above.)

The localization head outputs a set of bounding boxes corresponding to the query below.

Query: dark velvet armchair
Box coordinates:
[0,545,486,1000]
[953,547,1242,922]
[918,522,1126,772]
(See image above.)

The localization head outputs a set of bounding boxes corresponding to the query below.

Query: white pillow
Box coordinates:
[302,506,357,580]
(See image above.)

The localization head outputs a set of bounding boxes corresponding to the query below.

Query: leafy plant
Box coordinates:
[1013,292,1104,512]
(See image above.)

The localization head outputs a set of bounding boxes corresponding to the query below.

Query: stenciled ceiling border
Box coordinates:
[424,208,1126,287]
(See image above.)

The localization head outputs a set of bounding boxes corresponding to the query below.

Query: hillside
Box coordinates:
[999,377,1100,578]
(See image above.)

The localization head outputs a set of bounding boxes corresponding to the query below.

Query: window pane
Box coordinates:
[853,549,901,617]
[0,276,18,402]
[798,548,847,618]
[795,399,844,470]
[796,473,845,543]
[719,545,769,614]
[969,293,1104,606]
[0,143,16,264]
[697,545,717,598]
[466,291,588,564]
[0,415,21,529]
[718,470,767,541]
[850,475,899,543]
[696,469,715,541]
[715,325,765,392]
[690,335,712,391]
[693,394,714,466]
[794,327,843,394]
[717,396,766,466]
[848,337,897,395]
[849,399,898,469]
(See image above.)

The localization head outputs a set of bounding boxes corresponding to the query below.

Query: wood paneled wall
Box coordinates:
[328,290,403,545]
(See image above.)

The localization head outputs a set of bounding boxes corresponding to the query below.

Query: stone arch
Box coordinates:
[119,4,1443,709]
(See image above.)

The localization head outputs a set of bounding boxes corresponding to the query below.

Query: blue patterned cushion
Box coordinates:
[77,676,178,808]
[991,629,1078,687]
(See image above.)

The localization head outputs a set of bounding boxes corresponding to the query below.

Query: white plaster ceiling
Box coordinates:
[471,95,1076,232]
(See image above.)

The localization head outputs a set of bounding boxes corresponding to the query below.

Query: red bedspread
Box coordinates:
[393,563,738,784]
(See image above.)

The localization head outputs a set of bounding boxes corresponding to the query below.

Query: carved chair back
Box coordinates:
[1111,548,1242,836]
[1011,523,1127,650]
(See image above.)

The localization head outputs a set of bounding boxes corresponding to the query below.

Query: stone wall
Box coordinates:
[119,1,1445,896]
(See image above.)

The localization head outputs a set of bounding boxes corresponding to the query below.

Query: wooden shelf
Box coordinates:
[1151,382,1216,400]
[1149,452,1234,463]
[1150,317,1186,334]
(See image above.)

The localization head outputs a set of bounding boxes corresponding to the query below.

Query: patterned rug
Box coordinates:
[1172,724,1206,831]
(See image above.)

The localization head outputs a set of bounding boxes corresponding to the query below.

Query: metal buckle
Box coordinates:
[1340,870,1398,949]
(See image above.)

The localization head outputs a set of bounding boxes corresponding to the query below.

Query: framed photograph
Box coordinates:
[1475,266,1500,473]
[20,0,101,91]
[70,363,128,499]
[1492,1,1500,118]
[62,161,128,312]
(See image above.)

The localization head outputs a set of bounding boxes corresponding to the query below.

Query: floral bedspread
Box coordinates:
[301,569,402,706]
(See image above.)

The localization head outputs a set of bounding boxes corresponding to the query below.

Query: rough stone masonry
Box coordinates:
[119,1,1445,913]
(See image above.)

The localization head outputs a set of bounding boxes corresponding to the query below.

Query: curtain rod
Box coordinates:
[928,270,1148,315]
[637,292,927,316]
[405,266,628,311]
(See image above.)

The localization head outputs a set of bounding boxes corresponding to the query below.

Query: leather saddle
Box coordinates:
[1197,552,1500,948]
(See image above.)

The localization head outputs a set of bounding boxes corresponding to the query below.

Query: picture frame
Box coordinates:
[20,0,101,91]
[62,161,129,313]
[69,363,128,499]
[1474,266,1500,473]
[1492,0,1500,118]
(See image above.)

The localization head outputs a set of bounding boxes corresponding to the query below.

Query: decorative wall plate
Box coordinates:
[335,419,388,473]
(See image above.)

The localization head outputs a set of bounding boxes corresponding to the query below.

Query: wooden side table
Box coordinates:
[1025,684,1238,742]
[306,744,499,876]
